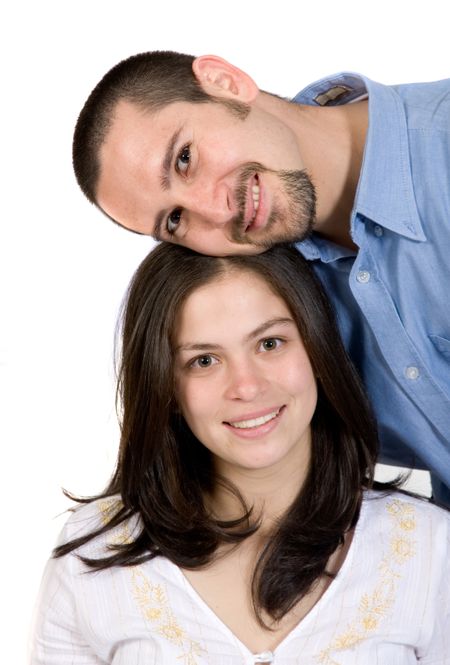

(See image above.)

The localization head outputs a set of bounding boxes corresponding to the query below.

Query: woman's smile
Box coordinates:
[223,405,285,438]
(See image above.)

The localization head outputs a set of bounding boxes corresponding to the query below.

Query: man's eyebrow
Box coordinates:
[153,210,165,241]
[99,208,146,236]
[175,318,295,352]
[160,126,183,192]
[152,126,183,240]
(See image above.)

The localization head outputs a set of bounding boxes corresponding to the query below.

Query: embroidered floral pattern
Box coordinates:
[98,498,133,545]
[97,499,205,664]
[131,568,205,665]
[317,499,417,664]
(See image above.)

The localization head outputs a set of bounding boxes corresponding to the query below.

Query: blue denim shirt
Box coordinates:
[294,74,450,506]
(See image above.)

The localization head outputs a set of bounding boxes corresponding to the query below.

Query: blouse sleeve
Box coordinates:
[29,513,105,665]
[417,511,450,663]
[30,552,104,665]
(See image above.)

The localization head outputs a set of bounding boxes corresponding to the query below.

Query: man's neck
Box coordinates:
[258,92,369,249]
[309,99,368,249]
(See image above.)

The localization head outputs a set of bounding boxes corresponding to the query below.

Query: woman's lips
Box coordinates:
[223,405,285,439]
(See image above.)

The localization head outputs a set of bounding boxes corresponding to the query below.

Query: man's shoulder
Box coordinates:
[392,78,450,132]
[291,72,368,107]
[292,72,450,132]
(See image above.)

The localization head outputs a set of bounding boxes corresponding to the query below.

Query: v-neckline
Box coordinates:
[162,497,366,659]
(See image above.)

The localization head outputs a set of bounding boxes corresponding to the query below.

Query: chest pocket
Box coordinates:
[430,334,450,360]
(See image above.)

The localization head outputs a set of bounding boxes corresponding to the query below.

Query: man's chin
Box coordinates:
[231,212,314,250]
[245,228,313,250]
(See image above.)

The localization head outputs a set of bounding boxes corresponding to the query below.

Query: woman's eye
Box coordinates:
[167,208,183,235]
[176,145,191,174]
[190,355,217,369]
[260,338,283,352]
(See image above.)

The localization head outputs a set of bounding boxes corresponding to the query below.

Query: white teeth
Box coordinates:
[252,184,260,214]
[228,408,280,430]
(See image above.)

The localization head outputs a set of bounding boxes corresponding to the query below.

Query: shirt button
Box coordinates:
[374,225,383,237]
[405,366,420,380]
[356,270,371,283]
[253,652,274,663]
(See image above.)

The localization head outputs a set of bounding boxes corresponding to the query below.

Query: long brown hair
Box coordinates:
[56,242,390,622]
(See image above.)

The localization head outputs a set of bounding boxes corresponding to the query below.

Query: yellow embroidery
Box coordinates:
[97,500,205,664]
[98,498,123,527]
[317,498,417,664]
[98,498,133,545]
[131,567,205,665]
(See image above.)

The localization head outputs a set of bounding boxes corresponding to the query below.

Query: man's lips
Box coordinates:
[243,174,257,228]
[244,174,267,233]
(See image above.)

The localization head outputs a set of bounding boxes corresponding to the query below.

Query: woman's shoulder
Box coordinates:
[58,496,141,556]
[361,489,450,547]
[363,488,449,514]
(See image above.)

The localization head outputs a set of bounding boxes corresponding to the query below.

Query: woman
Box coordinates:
[31,243,449,664]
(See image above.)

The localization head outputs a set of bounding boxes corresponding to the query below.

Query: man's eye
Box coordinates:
[167,208,183,235]
[260,338,283,352]
[176,145,191,174]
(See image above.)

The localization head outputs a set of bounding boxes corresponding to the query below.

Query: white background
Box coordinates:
[2,0,444,660]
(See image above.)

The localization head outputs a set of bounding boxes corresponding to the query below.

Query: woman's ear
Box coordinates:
[192,55,259,104]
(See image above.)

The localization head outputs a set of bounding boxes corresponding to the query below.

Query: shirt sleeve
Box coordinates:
[29,531,104,664]
[417,512,450,663]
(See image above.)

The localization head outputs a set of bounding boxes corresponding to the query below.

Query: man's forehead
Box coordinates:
[102,99,193,171]
[97,100,184,235]
[110,98,195,130]
[100,100,187,186]
[107,99,157,141]
[100,108,149,174]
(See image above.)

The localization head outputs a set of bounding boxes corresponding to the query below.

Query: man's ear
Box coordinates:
[192,55,259,103]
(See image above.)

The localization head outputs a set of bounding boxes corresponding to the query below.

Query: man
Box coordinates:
[73,51,450,506]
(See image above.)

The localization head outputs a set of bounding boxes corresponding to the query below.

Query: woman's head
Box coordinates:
[174,266,317,482]
[116,242,377,510]
[57,242,380,622]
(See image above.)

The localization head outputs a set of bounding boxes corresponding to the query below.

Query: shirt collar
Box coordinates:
[297,236,356,263]
[293,72,426,243]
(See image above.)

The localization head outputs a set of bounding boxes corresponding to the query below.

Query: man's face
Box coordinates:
[97,99,316,256]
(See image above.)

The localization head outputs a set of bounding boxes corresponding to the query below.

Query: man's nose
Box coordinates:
[179,180,235,227]
[224,360,268,402]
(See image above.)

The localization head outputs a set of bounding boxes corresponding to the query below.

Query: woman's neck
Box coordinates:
[209,440,311,531]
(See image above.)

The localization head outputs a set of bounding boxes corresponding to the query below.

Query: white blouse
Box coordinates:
[31,492,450,664]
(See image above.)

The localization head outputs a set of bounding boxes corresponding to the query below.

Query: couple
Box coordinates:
[31,52,450,662]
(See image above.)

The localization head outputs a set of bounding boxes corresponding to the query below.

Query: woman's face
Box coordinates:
[174,270,317,477]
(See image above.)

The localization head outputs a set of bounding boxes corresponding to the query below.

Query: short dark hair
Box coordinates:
[55,243,399,624]
[73,50,249,207]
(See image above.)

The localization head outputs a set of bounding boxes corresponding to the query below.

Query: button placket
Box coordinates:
[405,366,420,380]
[253,651,274,663]
[356,270,371,284]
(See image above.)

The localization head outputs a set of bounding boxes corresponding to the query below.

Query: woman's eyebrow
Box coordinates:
[245,317,294,342]
[175,342,223,353]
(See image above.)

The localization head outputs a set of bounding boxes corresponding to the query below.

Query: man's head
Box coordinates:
[73,50,316,255]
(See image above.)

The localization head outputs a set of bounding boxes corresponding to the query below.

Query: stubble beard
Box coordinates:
[231,162,317,248]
